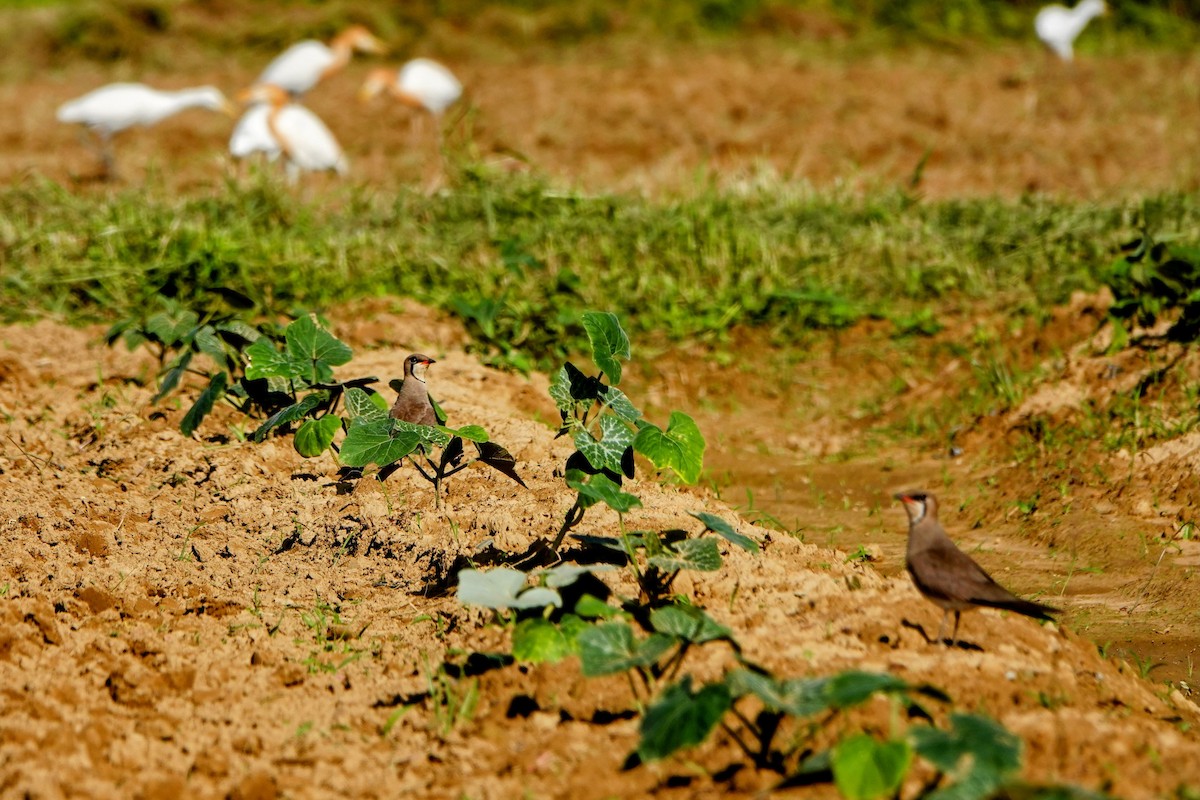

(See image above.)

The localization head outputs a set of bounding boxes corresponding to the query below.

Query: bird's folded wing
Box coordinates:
[909,543,997,597]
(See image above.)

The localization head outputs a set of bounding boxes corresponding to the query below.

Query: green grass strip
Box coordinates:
[3,175,1198,370]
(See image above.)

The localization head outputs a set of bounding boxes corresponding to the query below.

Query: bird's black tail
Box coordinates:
[978,597,1059,621]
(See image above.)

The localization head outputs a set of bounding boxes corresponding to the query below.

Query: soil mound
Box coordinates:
[1,312,1198,797]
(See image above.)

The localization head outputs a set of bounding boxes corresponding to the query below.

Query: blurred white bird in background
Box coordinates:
[255,25,386,97]
[236,84,348,182]
[1035,0,1106,62]
[360,58,462,181]
[359,58,463,119]
[56,82,234,178]
[229,103,282,163]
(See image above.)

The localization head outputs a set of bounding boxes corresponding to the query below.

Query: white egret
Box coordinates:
[359,58,463,118]
[56,82,234,177]
[1035,0,1106,62]
[229,104,281,163]
[255,25,385,97]
[235,85,348,182]
[360,58,462,181]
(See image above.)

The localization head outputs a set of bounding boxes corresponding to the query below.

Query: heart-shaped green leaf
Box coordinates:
[393,418,451,448]
[567,472,642,514]
[345,386,388,422]
[442,424,489,443]
[512,618,573,664]
[193,325,231,369]
[833,735,913,800]
[577,622,674,676]
[575,415,634,475]
[339,419,424,467]
[649,604,731,643]
[245,338,304,381]
[648,537,722,572]
[690,511,760,552]
[456,568,562,610]
[598,384,642,423]
[145,307,198,347]
[294,414,341,457]
[633,411,705,484]
[911,713,1021,785]
[726,669,835,717]
[826,671,910,708]
[285,315,352,383]
[574,594,621,619]
[638,677,732,761]
[582,311,630,385]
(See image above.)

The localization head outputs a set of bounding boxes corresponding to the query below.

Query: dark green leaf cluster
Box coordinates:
[457,548,1056,798]
[551,311,707,549]
[339,386,525,499]
[450,310,1102,799]
[110,299,524,494]
[109,307,358,445]
[1104,233,1200,343]
[106,297,276,437]
[243,315,357,455]
[449,263,585,374]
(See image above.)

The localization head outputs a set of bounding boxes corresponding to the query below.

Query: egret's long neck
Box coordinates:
[168,89,216,113]
[326,34,358,73]
[316,48,351,85]
[1071,1,1103,30]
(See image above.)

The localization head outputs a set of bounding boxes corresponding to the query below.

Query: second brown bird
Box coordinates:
[894,490,1058,647]
[390,353,438,427]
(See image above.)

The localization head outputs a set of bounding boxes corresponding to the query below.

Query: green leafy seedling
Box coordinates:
[550,311,705,550]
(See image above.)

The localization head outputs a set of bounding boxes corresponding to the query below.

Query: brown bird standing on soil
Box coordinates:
[390,354,438,426]
[894,490,1058,646]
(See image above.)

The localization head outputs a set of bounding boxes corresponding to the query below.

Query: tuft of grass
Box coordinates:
[7,175,1196,373]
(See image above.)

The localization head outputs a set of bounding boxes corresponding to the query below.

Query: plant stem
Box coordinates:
[618,516,642,582]
[662,642,690,683]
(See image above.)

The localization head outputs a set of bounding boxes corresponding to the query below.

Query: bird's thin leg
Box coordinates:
[76,127,95,157]
[434,112,447,166]
[934,610,949,646]
[949,611,961,647]
[99,133,118,181]
[422,113,447,194]
[77,128,112,178]
[408,112,421,151]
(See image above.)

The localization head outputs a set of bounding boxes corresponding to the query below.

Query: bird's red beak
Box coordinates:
[893,493,913,504]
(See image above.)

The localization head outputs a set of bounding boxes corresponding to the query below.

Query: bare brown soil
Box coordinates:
[3,306,1200,799]
[3,47,1200,197]
[5,30,1200,798]
[653,292,1200,688]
